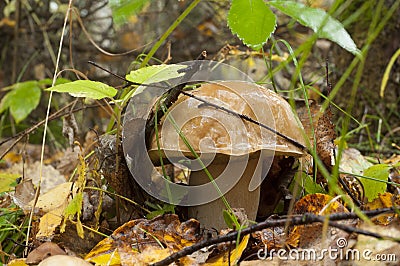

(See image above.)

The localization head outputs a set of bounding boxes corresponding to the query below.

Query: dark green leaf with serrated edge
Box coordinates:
[47,80,117,100]
[268,1,360,55]
[228,0,276,50]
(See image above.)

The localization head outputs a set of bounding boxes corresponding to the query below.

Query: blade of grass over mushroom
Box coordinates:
[160,102,234,216]
[268,1,360,56]
[272,39,370,221]
[47,80,117,99]
[274,39,318,181]
[227,0,276,50]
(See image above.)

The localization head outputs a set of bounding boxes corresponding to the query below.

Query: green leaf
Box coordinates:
[361,164,390,202]
[228,0,276,50]
[126,64,187,85]
[268,1,360,56]
[0,90,13,114]
[0,173,20,193]
[109,0,150,26]
[8,81,41,123]
[48,80,117,100]
[223,210,236,229]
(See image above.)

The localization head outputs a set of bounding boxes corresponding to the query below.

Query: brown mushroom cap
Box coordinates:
[148,81,306,161]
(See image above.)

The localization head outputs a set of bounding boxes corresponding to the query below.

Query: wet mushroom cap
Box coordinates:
[148,81,306,161]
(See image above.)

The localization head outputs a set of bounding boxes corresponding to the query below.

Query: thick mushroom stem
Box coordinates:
[188,153,262,230]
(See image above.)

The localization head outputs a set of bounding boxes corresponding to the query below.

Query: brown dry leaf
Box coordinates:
[296,101,336,183]
[364,192,400,225]
[85,214,200,265]
[26,242,66,264]
[315,108,336,171]
[12,179,36,208]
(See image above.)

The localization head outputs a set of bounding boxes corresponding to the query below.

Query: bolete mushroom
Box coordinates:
[147,81,306,230]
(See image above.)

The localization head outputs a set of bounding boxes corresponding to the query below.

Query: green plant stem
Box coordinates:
[160,104,234,214]
[140,0,202,67]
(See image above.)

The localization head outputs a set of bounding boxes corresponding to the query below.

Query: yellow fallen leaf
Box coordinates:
[6,258,28,266]
[36,199,67,240]
[28,182,77,214]
[206,234,250,265]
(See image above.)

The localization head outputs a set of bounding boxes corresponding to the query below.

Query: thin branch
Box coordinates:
[152,207,398,266]
[0,101,111,159]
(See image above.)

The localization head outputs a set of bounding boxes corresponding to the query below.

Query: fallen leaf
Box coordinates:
[85,214,200,265]
[293,193,348,215]
[361,164,390,202]
[205,234,250,265]
[364,192,400,225]
[12,179,35,209]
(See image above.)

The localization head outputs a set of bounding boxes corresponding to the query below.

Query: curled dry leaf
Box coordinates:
[85,214,200,265]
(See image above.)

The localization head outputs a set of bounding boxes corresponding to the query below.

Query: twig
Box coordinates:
[0,101,111,159]
[152,207,397,266]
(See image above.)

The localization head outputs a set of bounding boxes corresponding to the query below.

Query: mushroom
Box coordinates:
[148,81,306,230]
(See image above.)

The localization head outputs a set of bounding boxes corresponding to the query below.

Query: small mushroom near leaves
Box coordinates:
[148,81,306,230]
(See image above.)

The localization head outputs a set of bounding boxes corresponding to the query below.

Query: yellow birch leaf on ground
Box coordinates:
[36,199,67,240]
[24,182,77,240]
[85,242,121,266]
[28,182,76,214]
[205,234,250,265]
